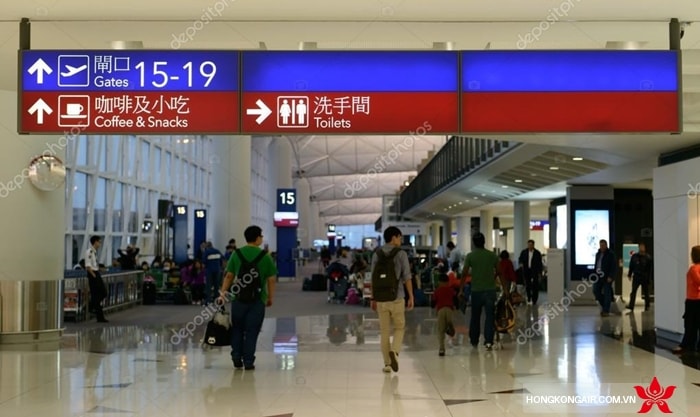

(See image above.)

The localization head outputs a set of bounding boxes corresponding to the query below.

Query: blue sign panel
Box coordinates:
[172,205,189,265]
[242,51,458,92]
[461,50,678,92]
[22,50,239,91]
[193,209,207,260]
[277,188,297,212]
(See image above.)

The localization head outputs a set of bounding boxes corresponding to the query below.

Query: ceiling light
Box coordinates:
[404,180,410,186]
[514,179,523,183]
[298,41,318,50]
[474,196,478,199]
[549,166,559,170]
[572,157,583,161]
[481,193,486,197]
[501,185,509,188]
[605,41,648,50]
[458,202,463,205]
[433,41,455,50]
[110,40,144,49]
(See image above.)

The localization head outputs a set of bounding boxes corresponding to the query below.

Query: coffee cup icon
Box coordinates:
[66,103,84,116]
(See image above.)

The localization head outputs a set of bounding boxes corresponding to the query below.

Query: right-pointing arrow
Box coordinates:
[27,58,53,85]
[246,99,272,125]
[28,98,53,125]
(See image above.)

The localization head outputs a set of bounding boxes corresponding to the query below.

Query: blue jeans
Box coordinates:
[470,290,496,346]
[205,270,221,304]
[593,278,613,313]
[230,300,265,367]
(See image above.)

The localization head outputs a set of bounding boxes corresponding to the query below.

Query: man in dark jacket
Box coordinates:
[593,239,618,316]
[518,240,543,305]
[117,245,140,270]
[627,242,653,311]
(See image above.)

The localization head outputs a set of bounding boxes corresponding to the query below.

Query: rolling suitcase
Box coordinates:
[143,281,157,305]
[311,273,327,291]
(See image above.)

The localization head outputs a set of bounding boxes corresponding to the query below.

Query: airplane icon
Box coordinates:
[57,55,90,87]
[61,64,87,77]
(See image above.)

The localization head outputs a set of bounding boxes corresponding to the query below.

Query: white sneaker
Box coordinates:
[382,365,392,373]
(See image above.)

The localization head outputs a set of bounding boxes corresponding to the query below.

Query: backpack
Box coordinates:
[234,249,267,303]
[371,247,401,302]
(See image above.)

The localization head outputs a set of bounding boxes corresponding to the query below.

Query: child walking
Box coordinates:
[434,272,456,356]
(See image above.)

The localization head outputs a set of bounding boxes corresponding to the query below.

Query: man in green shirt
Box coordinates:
[460,232,500,350]
[219,225,277,371]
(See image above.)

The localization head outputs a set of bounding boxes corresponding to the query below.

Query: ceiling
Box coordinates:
[2,1,700,228]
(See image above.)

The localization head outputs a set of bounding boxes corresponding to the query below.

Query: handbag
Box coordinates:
[203,307,231,347]
[510,291,524,305]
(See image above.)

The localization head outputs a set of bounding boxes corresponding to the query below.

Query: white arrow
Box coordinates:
[27,58,53,85]
[28,98,53,125]
[246,99,272,125]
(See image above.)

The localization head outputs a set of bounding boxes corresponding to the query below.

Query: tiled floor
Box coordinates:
[2,289,700,416]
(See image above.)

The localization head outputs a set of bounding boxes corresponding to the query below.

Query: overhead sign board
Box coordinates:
[240,51,459,134]
[461,50,680,133]
[19,50,239,134]
[18,49,680,135]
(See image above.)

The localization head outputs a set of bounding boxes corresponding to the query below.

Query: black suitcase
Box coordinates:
[174,287,189,305]
[143,281,157,305]
[311,273,327,291]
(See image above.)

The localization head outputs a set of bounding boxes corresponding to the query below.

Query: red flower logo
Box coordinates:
[633,377,676,413]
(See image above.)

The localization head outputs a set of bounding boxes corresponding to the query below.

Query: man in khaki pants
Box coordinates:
[371,226,414,373]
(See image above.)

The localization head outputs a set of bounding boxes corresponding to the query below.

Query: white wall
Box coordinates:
[653,157,700,339]
[0,90,64,281]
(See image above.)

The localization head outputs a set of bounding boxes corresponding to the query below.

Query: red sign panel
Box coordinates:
[21,92,238,134]
[241,92,456,134]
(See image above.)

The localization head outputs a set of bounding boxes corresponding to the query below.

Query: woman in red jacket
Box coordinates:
[673,245,700,354]
[499,250,517,292]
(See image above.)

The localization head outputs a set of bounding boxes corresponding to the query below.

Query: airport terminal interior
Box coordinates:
[3,1,700,416]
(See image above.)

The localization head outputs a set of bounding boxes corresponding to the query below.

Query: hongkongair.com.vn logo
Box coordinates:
[633,377,676,413]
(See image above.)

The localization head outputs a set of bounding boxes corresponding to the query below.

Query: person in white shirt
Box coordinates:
[85,236,108,323]
[446,242,462,272]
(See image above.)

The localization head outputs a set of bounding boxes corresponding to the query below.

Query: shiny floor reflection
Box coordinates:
[2,299,700,416]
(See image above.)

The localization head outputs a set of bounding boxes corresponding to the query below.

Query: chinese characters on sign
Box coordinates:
[275,95,371,129]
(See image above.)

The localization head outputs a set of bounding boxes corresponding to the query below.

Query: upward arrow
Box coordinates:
[27,58,53,84]
[28,98,53,124]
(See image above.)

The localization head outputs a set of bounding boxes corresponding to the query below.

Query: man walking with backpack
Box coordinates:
[218,226,277,371]
[371,226,414,373]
